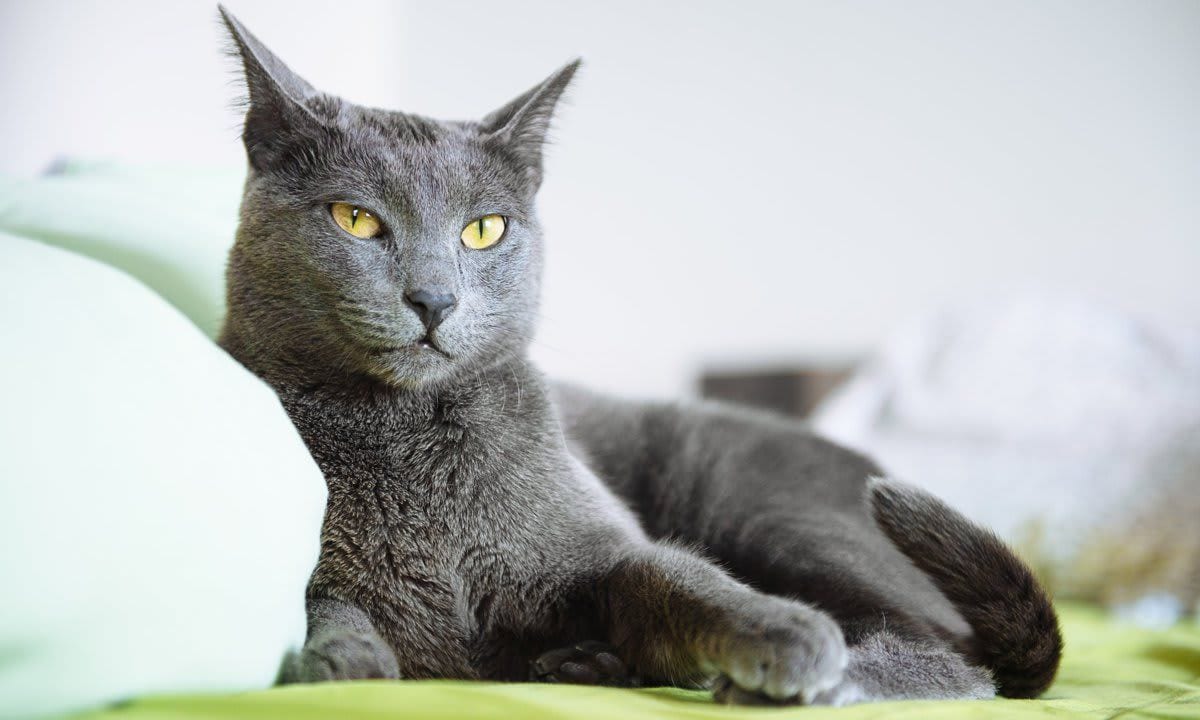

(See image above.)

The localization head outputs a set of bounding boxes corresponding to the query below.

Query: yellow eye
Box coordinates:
[330,202,383,239]
[461,215,506,250]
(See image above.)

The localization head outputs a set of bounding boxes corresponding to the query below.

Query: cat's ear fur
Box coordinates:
[480,60,581,188]
[219,5,324,172]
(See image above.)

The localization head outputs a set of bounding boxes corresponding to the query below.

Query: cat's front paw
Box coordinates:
[278,628,400,683]
[531,640,635,686]
[707,596,847,705]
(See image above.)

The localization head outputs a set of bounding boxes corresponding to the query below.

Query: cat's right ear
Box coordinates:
[479,60,581,191]
[219,6,324,172]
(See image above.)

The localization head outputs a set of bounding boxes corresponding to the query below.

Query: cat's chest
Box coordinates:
[283,383,589,652]
[299,395,555,585]
[318,419,509,538]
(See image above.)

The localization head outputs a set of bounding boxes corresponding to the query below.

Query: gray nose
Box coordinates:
[404,289,457,333]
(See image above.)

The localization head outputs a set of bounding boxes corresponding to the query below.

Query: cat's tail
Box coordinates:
[865,477,1062,699]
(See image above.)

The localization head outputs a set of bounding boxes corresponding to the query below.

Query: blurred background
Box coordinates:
[1,1,1197,619]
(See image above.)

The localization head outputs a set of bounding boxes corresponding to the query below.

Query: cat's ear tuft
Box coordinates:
[219,6,324,172]
[480,59,581,189]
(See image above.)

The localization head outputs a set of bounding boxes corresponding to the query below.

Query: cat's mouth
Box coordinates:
[367,336,450,358]
[416,336,450,357]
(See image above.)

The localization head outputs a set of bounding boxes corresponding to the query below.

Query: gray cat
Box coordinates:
[217,7,1060,705]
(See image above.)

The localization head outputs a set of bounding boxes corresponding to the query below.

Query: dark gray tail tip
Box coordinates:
[994,600,1064,699]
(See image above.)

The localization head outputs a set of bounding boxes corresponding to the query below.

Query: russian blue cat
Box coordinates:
[217,7,1060,705]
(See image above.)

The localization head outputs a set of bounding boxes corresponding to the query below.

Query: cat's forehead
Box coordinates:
[323,104,525,209]
[348,105,456,148]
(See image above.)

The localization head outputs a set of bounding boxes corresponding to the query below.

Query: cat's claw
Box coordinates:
[531,640,635,686]
[709,598,848,704]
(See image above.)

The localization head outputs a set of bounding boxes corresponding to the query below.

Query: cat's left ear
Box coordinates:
[219,5,325,172]
[480,60,581,189]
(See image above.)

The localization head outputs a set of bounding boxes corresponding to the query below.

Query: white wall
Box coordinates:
[0,0,407,174]
[3,1,1198,398]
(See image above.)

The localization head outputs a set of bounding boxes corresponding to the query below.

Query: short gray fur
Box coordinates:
[216,6,1060,705]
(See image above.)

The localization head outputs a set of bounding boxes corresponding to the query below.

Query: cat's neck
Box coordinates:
[220,322,560,481]
[271,356,559,498]
[262,351,555,447]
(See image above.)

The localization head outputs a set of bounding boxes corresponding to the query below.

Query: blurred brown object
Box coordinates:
[699,364,855,419]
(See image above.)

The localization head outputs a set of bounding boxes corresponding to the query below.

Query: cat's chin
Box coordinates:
[363,343,460,389]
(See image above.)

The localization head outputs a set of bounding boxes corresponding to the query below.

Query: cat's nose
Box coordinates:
[404,289,457,333]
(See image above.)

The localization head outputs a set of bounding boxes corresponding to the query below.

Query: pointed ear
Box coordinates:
[219,5,325,172]
[480,60,581,188]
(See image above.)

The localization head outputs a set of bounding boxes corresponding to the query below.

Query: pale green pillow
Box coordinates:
[0,231,325,718]
[0,161,242,337]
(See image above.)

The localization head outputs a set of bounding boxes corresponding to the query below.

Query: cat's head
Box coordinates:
[217,7,577,390]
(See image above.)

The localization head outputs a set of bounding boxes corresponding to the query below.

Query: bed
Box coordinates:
[69,604,1200,719]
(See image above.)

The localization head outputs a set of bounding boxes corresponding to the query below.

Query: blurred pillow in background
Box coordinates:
[0,160,242,338]
[813,295,1200,624]
[0,231,324,717]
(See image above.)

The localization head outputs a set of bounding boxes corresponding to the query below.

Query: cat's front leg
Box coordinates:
[277,597,400,683]
[602,542,847,704]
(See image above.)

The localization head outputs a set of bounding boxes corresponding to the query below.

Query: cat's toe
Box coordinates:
[531,640,634,686]
[713,675,781,706]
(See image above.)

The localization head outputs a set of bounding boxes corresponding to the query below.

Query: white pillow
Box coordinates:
[0,232,325,718]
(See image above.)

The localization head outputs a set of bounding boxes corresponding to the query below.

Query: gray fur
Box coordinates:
[216,6,1059,705]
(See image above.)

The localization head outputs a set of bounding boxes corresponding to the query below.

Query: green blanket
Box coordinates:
[72,604,1199,719]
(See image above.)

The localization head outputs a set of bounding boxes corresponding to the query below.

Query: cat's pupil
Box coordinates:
[350,208,360,228]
